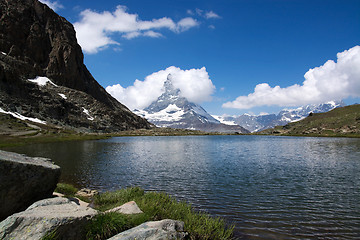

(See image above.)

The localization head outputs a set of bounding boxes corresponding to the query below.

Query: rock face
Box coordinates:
[106,201,143,215]
[135,74,249,133]
[0,150,60,221]
[0,197,98,240]
[108,219,187,240]
[0,0,151,132]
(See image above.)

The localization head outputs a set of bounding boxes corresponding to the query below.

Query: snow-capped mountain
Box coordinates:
[214,101,345,132]
[135,74,249,133]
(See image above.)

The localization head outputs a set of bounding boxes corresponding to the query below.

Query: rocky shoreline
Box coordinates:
[0,150,188,239]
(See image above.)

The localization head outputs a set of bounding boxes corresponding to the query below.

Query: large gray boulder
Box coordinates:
[0,150,60,220]
[108,219,187,240]
[0,197,98,240]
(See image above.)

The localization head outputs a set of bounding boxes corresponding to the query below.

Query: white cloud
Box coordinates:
[196,8,204,16]
[143,30,163,38]
[74,5,199,54]
[194,8,221,19]
[123,30,163,39]
[106,66,216,110]
[39,0,64,11]
[176,17,199,32]
[122,31,141,40]
[187,9,194,15]
[223,46,360,109]
[205,11,221,19]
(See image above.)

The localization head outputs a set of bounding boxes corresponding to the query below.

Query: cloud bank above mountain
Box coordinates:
[223,45,360,110]
[74,5,201,54]
[106,66,215,110]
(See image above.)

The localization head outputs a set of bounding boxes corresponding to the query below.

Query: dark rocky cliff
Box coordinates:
[0,0,151,132]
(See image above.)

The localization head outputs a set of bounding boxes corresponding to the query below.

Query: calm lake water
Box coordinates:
[6,135,360,239]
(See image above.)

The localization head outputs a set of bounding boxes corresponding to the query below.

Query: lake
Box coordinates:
[6,135,360,239]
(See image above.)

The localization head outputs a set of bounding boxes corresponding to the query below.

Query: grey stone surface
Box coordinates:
[108,219,187,240]
[76,188,99,199]
[106,201,143,215]
[0,197,98,240]
[0,150,61,220]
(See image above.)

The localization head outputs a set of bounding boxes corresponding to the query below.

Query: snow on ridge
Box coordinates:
[141,104,185,122]
[58,93,67,99]
[28,76,58,87]
[82,107,94,121]
[212,115,237,125]
[0,107,46,124]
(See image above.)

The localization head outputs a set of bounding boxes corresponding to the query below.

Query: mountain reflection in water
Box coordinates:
[7,135,360,239]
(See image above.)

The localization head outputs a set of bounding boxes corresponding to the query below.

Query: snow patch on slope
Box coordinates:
[82,107,94,121]
[137,104,184,123]
[58,93,67,99]
[0,107,46,124]
[212,115,237,125]
[28,76,58,87]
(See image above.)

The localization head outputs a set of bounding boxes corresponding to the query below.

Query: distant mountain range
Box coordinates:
[213,101,345,132]
[260,104,360,136]
[134,74,249,133]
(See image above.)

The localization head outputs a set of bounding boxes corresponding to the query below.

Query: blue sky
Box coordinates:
[42,0,360,116]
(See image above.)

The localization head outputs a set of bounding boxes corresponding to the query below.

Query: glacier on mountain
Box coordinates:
[134,74,249,133]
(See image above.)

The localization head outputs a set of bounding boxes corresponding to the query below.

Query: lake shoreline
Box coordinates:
[1,126,359,149]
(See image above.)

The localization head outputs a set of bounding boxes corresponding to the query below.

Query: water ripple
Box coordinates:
[6,135,360,239]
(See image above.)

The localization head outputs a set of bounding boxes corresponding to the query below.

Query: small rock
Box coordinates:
[107,219,187,240]
[0,197,98,240]
[106,201,143,215]
[75,188,99,199]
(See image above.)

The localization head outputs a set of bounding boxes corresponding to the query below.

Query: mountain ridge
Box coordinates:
[260,104,360,136]
[214,101,345,132]
[0,0,151,132]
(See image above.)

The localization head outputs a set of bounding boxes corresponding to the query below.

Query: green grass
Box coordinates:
[55,183,79,197]
[92,186,234,240]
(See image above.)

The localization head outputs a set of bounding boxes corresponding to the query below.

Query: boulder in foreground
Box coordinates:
[0,150,60,220]
[0,197,98,240]
[108,219,187,240]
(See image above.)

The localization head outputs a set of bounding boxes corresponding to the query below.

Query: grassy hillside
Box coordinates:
[260,104,360,137]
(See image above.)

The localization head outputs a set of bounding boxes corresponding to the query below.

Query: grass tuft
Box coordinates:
[92,187,234,240]
[55,183,78,197]
[85,212,128,240]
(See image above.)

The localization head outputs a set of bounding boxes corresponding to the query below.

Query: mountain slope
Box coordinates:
[0,0,151,132]
[215,101,345,132]
[135,74,249,133]
[261,104,360,136]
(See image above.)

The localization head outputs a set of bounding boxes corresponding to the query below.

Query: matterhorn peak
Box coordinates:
[163,73,180,95]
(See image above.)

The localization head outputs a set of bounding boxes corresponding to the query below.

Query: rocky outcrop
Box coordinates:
[0,150,60,221]
[108,219,187,240]
[0,0,151,132]
[0,197,98,240]
[106,201,143,215]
